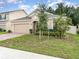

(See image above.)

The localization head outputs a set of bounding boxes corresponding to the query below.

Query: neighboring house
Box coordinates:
[0,9,27,33]
[0,9,77,34]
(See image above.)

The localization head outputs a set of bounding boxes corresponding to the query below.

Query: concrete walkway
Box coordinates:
[0,47,63,59]
[0,33,24,41]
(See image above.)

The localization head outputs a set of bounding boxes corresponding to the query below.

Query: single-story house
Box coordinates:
[0,9,77,34]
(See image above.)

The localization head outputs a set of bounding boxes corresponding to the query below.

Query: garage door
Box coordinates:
[14,24,29,34]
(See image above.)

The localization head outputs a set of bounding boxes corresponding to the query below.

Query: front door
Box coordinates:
[33,21,38,33]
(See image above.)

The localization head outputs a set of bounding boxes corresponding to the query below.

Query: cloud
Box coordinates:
[19,4,30,10]
[48,0,64,9]
[48,0,51,3]
[29,5,38,13]
[48,0,64,3]
[57,0,64,3]
[27,5,38,14]
[0,1,5,8]
[64,1,79,8]
[48,0,62,10]
[19,3,38,14]
[7,0,17,3]
[64,1,75,6]
[33,5,38,10]
[7,0,22,3]
[48,0,64,6]
[48,0,78,9]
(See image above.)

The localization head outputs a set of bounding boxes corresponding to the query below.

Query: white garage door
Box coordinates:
[14,24,29,34]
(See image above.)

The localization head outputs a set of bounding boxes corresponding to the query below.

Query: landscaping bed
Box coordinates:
[0,35,79,59]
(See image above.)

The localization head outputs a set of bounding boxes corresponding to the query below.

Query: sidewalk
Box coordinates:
[0,47,63,59]
[0,33,24,41]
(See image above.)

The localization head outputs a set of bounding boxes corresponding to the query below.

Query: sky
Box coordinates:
[0,0,79,14]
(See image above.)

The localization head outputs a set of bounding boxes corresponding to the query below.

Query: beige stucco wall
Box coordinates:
[6,10,55,34]
[6,21,12,31]
[48,20,54,29]
[0,21,6,29]
[5,10,27,32]
[10,18,32,34]
[0,9,77,34]
[8,10,27,21]
[28,12,55,30]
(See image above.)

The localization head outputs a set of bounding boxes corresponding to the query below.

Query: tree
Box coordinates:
[47,7,54,14]
[55,3,64,15]
[38,4,48,39]
[55,3,79,26]
[73,7,79,26]
[54,16,72,39]
[38,12,48,31]
[65,6,79,26]
[38,3,47,12]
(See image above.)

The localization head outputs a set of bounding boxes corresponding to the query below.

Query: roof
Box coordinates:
[27,9,60,19]
[27,9,39,17]
[28,9,67,19]
[11,16,33,23]
[2,9,67,22]
[0,9,27,15]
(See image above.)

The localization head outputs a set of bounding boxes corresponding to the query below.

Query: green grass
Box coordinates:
[0,32,7,34]
[0,34,79,59]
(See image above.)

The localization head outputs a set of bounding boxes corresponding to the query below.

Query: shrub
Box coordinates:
[0,28,3,32]
[0,28,6,32]
[3,29,6,32]
[35,31,55,36]
[49,29,54,32]
[8,30,12,33]
[77,30,79,34]
[29,29,33,34]
[77,29,79,34]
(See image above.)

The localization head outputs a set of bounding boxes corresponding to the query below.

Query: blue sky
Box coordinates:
[0,0,79,14]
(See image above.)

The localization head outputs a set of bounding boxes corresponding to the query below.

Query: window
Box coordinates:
[2,14,6,19]
[0,14,6,20]
[0,15,2,20]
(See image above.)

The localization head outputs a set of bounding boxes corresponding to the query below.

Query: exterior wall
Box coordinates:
[5,10,27,32]
[0,13,9,21]
[0,10,27,33]
[8,10,27,21]
[28,13,39,30]
[29,12,77,34]
[11,18,32,34]
[48,19,54,29]
[0,21,6,29]
[29,12,55,30]
[0,10,27,32]
[0,9,77,34]
[6,21,12,31]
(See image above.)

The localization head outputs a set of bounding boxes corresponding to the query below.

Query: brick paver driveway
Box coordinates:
[0,33,24,41]
[0,47,62,59]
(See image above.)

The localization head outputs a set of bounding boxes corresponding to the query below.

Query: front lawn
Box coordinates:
[0,34,79,59]
[0,32,7,34]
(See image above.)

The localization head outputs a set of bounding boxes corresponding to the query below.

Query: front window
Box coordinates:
[0,14,6,20]
[0,15,2,20]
